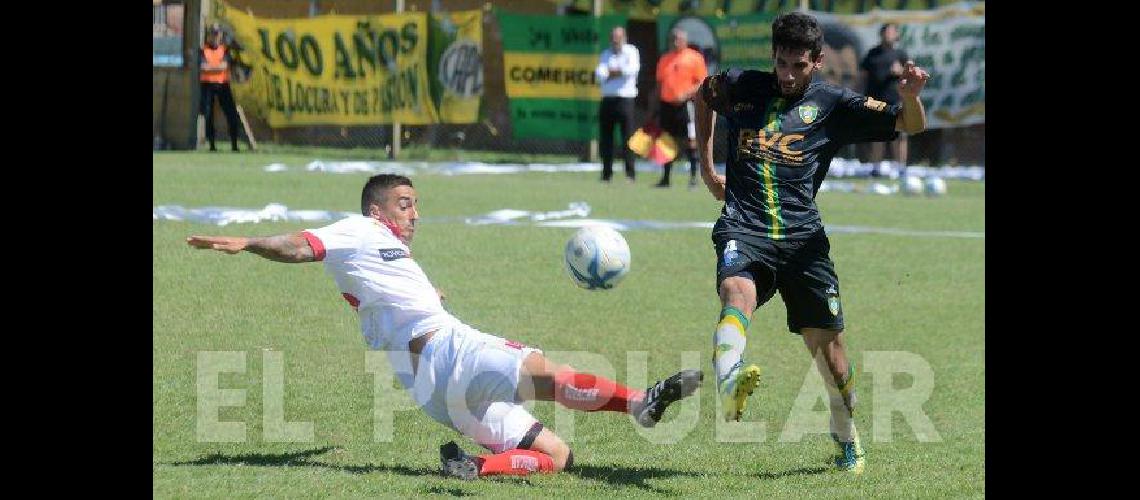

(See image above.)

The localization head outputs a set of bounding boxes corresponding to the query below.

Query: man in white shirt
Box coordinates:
[186,174,701,480]
[595,26,640,183]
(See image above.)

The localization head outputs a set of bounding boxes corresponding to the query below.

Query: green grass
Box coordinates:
[153,152,984,497]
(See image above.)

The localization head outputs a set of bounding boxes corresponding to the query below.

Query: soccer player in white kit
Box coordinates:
[187,174,702,480]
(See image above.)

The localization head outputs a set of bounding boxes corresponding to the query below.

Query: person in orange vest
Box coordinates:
[651,28,707,188]
[199,24,241,152]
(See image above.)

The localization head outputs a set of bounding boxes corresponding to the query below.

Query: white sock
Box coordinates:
[714,307,750,389]
[830,394,856,442]
[827,364,857,442]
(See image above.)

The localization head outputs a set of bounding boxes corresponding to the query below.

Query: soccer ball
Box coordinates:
[564,225,631,290]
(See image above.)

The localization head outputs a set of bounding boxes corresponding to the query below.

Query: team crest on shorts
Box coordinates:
[798,104,819,124]
[723,240,741,268]
[828,296,840,316]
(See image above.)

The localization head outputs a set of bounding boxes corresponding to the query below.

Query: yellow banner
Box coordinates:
[214,0,438,126]
[433,10,483,124]
[503,53,601,100]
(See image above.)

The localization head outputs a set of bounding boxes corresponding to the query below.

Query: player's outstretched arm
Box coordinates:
[896,61,930,134]
[186,233,316,263]
[695,77,726,200]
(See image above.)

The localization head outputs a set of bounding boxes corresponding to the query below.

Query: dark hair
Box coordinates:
[880,22,898,36]
[771,11,824,59]
[361,174,414,215]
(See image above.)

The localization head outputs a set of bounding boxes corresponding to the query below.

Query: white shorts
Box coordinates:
[410,323,544,453]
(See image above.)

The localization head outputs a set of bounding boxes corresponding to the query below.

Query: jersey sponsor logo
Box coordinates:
[733,102,754,112]
[864,97,887,112]
[737,128,806,165]
[378,248,410,261]
[797,104,819,124]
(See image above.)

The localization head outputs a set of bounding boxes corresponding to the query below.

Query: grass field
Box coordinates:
[153,151,984,497]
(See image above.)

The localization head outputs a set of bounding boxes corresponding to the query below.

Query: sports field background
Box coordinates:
[153,151,984,497]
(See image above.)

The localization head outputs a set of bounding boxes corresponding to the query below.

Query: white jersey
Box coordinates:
[595,44,640,98]
[305,215,541,453]
[303,215,459,351]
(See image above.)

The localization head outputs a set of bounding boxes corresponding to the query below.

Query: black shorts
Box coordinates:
[713,230,844,334]
[659,101,693,145]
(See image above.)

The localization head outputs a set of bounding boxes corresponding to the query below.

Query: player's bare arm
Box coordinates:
[695,77,726,200]
[896,61,929,134]
[186,233,315,263]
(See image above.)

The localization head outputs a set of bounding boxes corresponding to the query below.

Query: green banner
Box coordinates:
[657,13,776,75]
[498,11,626,140]
[507,98,601,141]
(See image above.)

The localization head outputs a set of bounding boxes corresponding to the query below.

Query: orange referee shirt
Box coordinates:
[656,47,707,104]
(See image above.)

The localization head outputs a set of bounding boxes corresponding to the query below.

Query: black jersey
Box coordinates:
[701,68,901,240]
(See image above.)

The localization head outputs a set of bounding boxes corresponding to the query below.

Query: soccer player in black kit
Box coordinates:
[693,12,929,473]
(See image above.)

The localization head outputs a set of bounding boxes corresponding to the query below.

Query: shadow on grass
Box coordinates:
[568,464,701,495]
[165,447,829,493]
[753,465,831,480]
[166,446,435,477]
[419,485,478,496]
